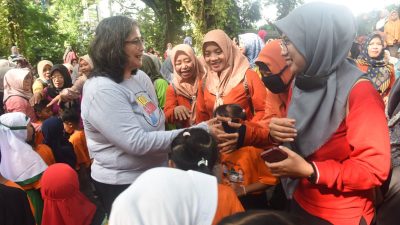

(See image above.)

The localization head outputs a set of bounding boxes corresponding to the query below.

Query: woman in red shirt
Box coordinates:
[164,44,205,128]
[267,3,391,225]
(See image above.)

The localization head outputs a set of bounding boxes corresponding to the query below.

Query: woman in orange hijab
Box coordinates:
[196,29,266,123]
[164,44,205,128]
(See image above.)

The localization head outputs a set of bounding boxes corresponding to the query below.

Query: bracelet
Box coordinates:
[241,185,247,196]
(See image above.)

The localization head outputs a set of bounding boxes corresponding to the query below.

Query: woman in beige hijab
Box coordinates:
[164,44,205,128]
[196,29,266,124]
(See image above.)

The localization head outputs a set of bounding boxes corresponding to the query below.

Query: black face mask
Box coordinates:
[262,75,288,94]
[261,65,291,94]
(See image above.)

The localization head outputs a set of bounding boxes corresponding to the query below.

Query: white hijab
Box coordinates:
[109,167,218,225]
[0,112,47,182]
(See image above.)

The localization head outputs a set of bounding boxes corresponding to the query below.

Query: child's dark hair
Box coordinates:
[33,99,50,113]
[170,128,218,175]
[217,210,306,225]
[213,104,246,120]
[60,108,80,124]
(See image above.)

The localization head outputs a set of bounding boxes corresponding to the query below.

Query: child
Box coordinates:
[214,104,279,210]
[60,108,91,170]
[60,108,94,203]
[170,128,244,225]
[32,99,56,166]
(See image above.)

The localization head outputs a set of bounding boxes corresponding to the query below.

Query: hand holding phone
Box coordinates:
[261,147,288,163]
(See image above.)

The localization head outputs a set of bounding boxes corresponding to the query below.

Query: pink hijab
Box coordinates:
[3,68,32,103]
[202,29,250,108]
[171,44,205,125]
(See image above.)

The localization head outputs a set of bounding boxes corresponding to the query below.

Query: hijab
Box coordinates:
[0,112,47,182]
[141,54,163,82]
[160,56,174,83]
[79,54,94,69]
[171,44,206,125]
[356,33,392,95]
[238,33,265,68]
[41,117,76,168]
[184,36,193,46]
[3,68,32,103]
[275,2,363,198]
[109,167,218,225]
[202,29,250,108]
[258,30,268,42]
[46,64,73,98]
[41,163,96,225]
[256,39,291,111]
[0,183,36,225]
[37,60,53,83]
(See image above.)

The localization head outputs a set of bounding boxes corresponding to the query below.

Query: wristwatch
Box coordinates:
[307,162,317,184]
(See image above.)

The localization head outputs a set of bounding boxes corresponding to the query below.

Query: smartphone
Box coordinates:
[261,147,288,163]
[221,119,241,134]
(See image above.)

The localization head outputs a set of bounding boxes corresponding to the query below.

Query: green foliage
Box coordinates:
[135,7,165,53]
[266,0,303,19]
[237,0,261,29]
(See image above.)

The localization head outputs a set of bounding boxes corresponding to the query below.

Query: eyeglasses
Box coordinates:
[260,65,288,77]
[280,36,291,53]
[125,37,145,46]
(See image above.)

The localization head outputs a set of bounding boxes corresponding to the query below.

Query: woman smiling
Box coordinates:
[196,29,266,123]
[164,44,205,128]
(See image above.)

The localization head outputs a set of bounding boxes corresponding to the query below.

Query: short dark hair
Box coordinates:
[170,128,218,175]
[217,210,306,225]
[60,108,80,124]
[213,104,246,120]
[89,16,139,83]
[33,99,50,113]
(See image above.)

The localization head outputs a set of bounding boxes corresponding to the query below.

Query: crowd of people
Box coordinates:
[1,2,400,225]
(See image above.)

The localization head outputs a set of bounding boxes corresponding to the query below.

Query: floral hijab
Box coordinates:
[356,33,392,95]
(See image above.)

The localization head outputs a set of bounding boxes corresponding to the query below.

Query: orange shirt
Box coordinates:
[196,69,266,123]
[69,130,91,169]
[243,88,289,149]
[212,184,244,225]
[35,144,56,166]
[164,84,192,128]
[220,146,278,189]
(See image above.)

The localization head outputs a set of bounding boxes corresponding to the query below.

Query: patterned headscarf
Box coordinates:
[356,33,392,95]
[238,33,265,68]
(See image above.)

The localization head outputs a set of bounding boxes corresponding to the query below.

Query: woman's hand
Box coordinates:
[47,94,62,107]
[173,106,191,121]
[30,92,42,106]
[216,116,242,154]
[265,146,313,179]
[269,117,297,142]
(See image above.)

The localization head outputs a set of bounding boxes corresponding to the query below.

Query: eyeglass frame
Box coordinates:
[125,37,145,47]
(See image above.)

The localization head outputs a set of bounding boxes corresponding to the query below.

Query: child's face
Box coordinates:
[63,122,77,134]
[37,107,53,120]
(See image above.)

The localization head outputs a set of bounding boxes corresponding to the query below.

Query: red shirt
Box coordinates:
[294,81,391,225]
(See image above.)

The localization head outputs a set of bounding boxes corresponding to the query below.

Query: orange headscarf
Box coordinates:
[202,29,250,108]
[171,44,205,125]
[256,39,292,117]
[256,39,292,82]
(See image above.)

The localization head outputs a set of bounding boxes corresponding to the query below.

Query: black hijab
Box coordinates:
[41,116,76,168]
[0,184,35,225]
[47,64,72,98]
